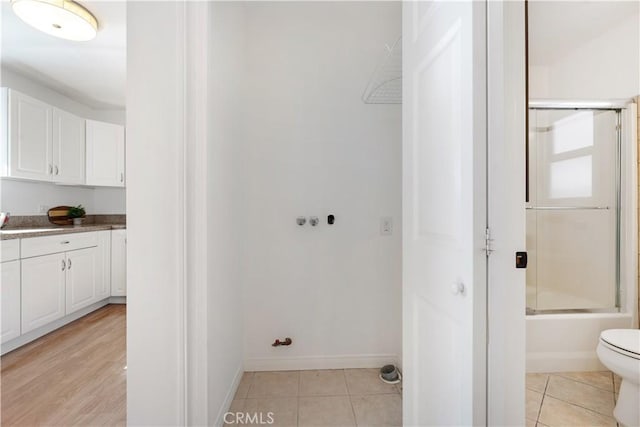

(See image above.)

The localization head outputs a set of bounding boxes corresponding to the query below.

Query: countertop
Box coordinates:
[1,224,126,240]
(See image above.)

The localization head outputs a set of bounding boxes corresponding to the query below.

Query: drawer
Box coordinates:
[1,239,20,262]
[21,232,98,259]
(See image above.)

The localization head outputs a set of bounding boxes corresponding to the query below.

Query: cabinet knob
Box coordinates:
[61,259,66,271]
[48,164,53,175]
[120,173,124,182]
[54,165,59,175]
[67,259,72,269]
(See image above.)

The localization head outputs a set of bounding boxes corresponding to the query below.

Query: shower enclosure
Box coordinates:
[526,102,622,313]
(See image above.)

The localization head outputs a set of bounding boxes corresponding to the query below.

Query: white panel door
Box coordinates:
[21,253,66,333]
[403,1,487,425]
[111,230,127,296]
[53,108,85,184]
[8,90,53,181]
[86,120,125,187]
[65,247,97,314]
[1,260,21,344]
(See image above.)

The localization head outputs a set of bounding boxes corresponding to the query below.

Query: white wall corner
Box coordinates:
[213,365,245,427]
[184,1,212,425]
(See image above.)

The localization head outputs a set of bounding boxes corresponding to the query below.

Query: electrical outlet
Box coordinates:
[380,217,392,236]
[38,205,49,214]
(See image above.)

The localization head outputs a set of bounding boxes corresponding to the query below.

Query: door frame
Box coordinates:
[127,1,528,424]
[486,1,527,425]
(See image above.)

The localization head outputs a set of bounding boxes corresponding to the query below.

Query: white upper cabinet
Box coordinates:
[52,108,85,184]
[7,89,53,181]
[1,88,124,187]
[86,120,125,187]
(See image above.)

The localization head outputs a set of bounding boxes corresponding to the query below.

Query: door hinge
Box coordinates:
[485,228,494,256]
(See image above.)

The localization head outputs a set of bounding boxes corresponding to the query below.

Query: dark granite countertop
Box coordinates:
[1,215,126,240]
[1,224,126,240]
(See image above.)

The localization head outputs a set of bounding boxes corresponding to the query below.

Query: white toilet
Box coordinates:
[596,329,640,427]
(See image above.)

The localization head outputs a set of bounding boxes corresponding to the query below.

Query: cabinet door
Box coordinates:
[95,231,111,300]
[111,230,126,296]
[8,90,53,181]
[52,108,85,184]
[86,120,125,187]
[65,247,97,314]
[1,260,21,344]
[22,253,66,334]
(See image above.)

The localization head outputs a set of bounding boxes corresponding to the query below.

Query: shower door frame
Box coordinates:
[527,100,636,315]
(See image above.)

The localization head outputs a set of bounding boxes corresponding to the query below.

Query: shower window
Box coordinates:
[527,107,620,312]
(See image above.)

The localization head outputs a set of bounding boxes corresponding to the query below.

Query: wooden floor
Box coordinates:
[1,304,126,426]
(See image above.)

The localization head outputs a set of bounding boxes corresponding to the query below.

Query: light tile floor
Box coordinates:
[226,369,402,426]
[526,371,622,427]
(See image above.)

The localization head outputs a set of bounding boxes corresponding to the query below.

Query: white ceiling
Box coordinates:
[1,1,635,109]
[1,0,126,109]
[529,0,640,66]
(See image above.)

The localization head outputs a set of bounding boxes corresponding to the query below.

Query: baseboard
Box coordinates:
[244,354,399,372]
[1,298,110,355]
[214,363,244,427]
[526,351,606,373]
[109,296,127,304]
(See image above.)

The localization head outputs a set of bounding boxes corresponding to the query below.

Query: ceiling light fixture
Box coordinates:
[11,0,98,42]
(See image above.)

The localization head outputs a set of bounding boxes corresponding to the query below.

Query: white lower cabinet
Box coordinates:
[65,247,97,315]
[1,260,21,343]
[111,230,126,296]
[96,231,111,300]
[21,253,66,334]
[4,229,123,349]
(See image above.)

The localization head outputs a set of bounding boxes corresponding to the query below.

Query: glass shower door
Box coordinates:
[526,108,619,312]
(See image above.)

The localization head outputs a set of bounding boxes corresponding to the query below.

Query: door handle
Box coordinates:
[67,259,72,269]
[61,259,66,271]
[54,165,59,175]
[48,164,53,175]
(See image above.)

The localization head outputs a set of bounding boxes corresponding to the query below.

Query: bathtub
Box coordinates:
[526,312,635,372]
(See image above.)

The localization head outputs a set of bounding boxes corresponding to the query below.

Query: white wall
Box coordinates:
[127,2,185,424]
[1,66,126,124]
[0,67,126,215]
[0,180,126,215]
[241,2,402,370]
[1,180,93,215]
[207,2,245,424]
[530,12,640,99]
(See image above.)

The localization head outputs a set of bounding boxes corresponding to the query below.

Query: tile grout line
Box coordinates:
[544,375,618,420]
[297,370,301,427]
[542,394,618,423]
[553,373,616,393]
[536,375,549,424]
[611,371,617,410]
[344,369,360,426]
[245,372,255,400]
[344,369,352,395]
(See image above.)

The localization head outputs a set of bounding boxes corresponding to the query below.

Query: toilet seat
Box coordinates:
[600,329,640,360]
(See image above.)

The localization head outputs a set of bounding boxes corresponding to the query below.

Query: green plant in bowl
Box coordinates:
[68,205,86,219]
